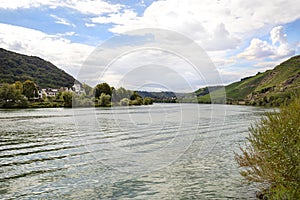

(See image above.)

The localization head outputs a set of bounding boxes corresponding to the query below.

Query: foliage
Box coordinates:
[62,91,74,107]
[14,81,23,93]
[0,81,153,108]
[112,87,132,102]
[143,97,153,105]
[0,83,28,107]
[128,91,143,105]
[98,93,111,107]
[120,98,130,106]
[94,82,112,98]
[235,97,300,199]
[130,91,141,101]
[0,48,75,88]
[137,91,177,103]
[22,80,38,99]
[82,83,93,97]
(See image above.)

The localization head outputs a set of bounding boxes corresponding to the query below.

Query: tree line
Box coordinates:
[0,80,153,108]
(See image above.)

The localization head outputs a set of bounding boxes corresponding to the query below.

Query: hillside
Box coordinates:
[0,48,75,88]
[197,55,300,106]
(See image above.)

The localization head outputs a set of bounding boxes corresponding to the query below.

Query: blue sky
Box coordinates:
[0,0,299,91]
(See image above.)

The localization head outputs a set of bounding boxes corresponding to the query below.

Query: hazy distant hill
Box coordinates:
[197,55,300,106]
[0,48,75,88]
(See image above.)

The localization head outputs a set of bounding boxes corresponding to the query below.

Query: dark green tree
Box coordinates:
[62,91,74,107]
[0,83,28,107]
[130,91,141,100]
[94,82,112,98]
[99,93,111,107]
[143,97,153,105]
[14,81,23,93]
[23,80,38,99]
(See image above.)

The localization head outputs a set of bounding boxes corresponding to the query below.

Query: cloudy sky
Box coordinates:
[0,0,299,91]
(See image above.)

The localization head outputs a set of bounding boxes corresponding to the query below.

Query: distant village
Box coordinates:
[37,83,84,99]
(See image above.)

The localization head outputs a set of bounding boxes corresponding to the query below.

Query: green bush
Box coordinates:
[143,97,153,105]
[120,98,130,106]
[98,93,111,107]
[235,97,300,199]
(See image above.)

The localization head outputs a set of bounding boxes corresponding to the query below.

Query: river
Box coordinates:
[0,103,267,199]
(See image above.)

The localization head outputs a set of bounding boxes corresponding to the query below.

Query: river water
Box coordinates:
[0,104,267,199]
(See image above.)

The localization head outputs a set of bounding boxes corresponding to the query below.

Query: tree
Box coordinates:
[120,98,130,106]
[129,91,143,105]
[94,82,112,98]
[99,93,111,107]
[0,83,28,107]
[14,81,23,93]
[143,97,153,105]
[112,87,132,102]
[235,97,300,199]
[130,91,141,100]
[23,80,38,99]
[82,83,93,97]
[62,91,74,107]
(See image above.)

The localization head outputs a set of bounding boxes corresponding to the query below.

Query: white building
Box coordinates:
[72,83,85,95]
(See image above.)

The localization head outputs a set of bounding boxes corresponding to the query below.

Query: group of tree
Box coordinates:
[0,80,38,108]
[92,82,153,107]
[0,81,153,108]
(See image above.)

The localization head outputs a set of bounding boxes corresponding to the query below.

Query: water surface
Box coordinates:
[0,104,267,199]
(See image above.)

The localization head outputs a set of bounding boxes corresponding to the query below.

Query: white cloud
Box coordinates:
[238,38,274,60]
[91,9,137,25]
[238,26,295,60]
[85,23,96,27]
[201,23,240,51]
[0,0,123,15]
[50,14,75,27]
[94,0,300,52]
[55,31,76,37]
[0,23,94,77]
[2,0,299,53]
[63,0,122,15]
[270,26,287,45]
[0,0,44,9]
[74,29,223,91]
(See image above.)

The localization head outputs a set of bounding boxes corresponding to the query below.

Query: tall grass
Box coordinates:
[235,97,300,199]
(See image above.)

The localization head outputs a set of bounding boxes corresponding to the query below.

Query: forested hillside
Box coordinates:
[0,48,75,88]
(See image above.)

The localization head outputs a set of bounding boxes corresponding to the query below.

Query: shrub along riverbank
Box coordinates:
[235,96,300,199]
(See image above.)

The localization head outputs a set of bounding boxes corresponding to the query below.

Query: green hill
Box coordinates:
[197,55,300,106]
[0,48,75,88]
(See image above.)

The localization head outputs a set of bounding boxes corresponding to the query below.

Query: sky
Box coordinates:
[0,0,299,92]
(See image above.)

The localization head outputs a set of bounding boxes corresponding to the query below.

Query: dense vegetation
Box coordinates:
[235,97,300,199]
[137,91,178,103]
[0,48,75,88]
[0,80,153,108]
[195,55,300,106]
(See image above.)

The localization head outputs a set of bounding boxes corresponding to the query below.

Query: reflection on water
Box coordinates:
[0,104,266,199]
